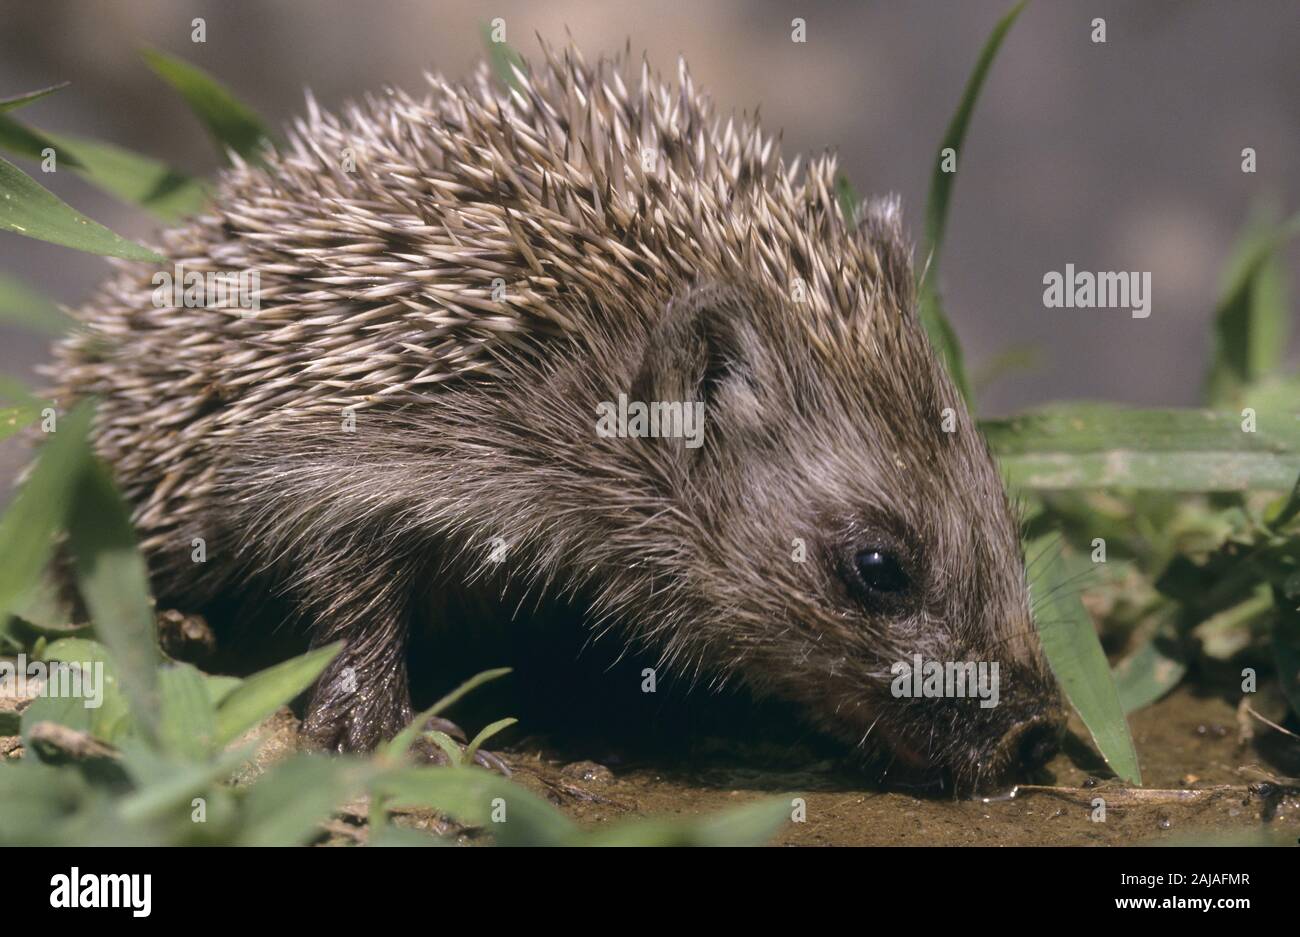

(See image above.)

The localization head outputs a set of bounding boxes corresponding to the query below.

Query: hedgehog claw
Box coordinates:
[410,719,511,776]
[422,716,467,743]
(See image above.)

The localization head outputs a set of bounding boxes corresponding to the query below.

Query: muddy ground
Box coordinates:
[271,678,1297,845]
[483,684,1300,845]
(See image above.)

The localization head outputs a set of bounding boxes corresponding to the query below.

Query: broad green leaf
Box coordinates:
[117,741,256,823]
[236,754,366,846]
[1205,211,1300,406]
[23,637,132,746]
[0,402,93,621]
[0,759,125,845]
[0,154,162,261]
[0,273,72,334]
[985,403,1300,491]
[4,573,85,646]
[141,49,271,163]
[1111,624,1187,714]
[0,82,70,113]
[384,666,511,759]
[158,662,218,759]
[1028,533,1141,784]
[203,673,243,708]
[213,642,342,746]
[67,458,160,743]
[917,0,1027,405]
[43,132,209,222]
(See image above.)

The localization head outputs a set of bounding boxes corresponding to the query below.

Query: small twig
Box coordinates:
[1002,784,1240,806]
[1243,704,1300,741]
[26,721,117,762]
[1237,764,1300,787]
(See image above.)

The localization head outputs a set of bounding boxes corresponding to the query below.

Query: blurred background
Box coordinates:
[0,0,1296,417]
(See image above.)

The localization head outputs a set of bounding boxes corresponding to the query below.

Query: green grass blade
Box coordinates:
[213,642,342,746]
[0,114,83,169]
[0,154,162,261]
[1028,533,1141,784]
[480,24,526,91]
[835,174,859,225]
[0,82,70,113]
[917,0,1028,405]
[1265,471,1300,529]
[422,729,464,764]
[984,402,1300,491]
[463,716,517,765]
[67,458,161,743]
[141,48,271,163]
[1205,211,1300,405]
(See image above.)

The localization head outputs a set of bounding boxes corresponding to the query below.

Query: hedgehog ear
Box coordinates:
[630,282,754,414]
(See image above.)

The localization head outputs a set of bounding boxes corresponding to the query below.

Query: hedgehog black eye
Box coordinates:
[854,548,909,594]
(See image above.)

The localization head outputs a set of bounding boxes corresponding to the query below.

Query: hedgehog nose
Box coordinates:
[1000,716,1062,771]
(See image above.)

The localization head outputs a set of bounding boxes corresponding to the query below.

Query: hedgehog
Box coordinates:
[49,41,1066,789]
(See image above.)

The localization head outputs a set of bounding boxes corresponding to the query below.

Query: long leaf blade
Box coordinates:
[68,458,161,743]
[141,49,271,163]
[213,643,342,746]
[917,0,1028,404]
[985,402,1300,491]
[0,154,162,261]
[0,82,70,113]
[43,131,209,222]
[0,402,93,622]
[1028,534,1141,784]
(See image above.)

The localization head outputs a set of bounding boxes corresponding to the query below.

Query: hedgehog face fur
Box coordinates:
[51,42,1064,789]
